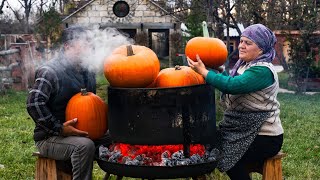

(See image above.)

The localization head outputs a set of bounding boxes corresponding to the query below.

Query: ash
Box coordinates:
[99,145,219,167]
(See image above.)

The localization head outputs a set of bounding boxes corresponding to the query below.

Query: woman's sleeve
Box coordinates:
[205,66,274,94]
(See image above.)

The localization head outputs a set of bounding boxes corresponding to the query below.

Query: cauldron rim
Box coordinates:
[108,84,209,91]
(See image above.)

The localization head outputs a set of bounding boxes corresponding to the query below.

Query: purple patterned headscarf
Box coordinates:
[230,24,277,77]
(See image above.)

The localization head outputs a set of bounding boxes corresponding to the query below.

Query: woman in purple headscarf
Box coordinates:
[188,24,284,179]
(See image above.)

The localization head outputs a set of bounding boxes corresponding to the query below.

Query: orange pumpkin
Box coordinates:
[146,79,157,88]
[154,65,205,88]
[66,89,108,140]
[185,37,228,68]
[104,45,160,88]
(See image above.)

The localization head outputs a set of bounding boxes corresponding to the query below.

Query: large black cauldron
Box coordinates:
[108,84,216,145]
[98,84,217,179]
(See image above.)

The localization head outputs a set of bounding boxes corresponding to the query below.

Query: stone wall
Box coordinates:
[64,0,177,25]
[62,0,181,66]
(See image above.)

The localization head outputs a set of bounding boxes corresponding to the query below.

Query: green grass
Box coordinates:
[0,91,36,179]
[96,72,109,103]
[278,93,320,180]
[0,72,319,179]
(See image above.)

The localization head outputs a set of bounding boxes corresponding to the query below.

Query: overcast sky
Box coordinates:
[3,0,22,14]
[7,0,21,9]
[2,0,43,19]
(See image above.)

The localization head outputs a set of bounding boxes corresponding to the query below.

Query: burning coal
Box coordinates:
[99,143,219,167]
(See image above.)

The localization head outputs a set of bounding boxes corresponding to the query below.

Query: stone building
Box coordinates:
[0,36,41,91]
[61,0,183,66]
[0,0,184,91]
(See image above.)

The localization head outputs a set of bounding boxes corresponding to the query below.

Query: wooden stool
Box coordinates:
[33,152,72,180]
[247,152,286,180]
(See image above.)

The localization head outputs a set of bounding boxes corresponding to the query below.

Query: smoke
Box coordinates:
[62,25,134,73]
[80,26,133,73]
[21,25,133,90]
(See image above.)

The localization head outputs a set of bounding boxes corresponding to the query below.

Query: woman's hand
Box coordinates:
[61,118,89,137]
[187,55,209,78]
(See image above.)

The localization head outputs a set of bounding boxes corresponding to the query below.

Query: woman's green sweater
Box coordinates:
[205,66,274,95]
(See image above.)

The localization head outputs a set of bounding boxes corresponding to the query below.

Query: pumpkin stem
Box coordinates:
[127,45,134,56]
[202,21,215,38]
[202,21,209,37]
[81,88,88,96]
[175,65,181,70]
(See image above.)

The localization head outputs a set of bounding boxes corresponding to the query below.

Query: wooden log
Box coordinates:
[262,152,286,180]
[247,151,286,180]
[33,152,72,180]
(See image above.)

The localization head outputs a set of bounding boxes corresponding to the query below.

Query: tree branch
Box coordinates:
[0,0,6,14]
[229,13,242,36]
[6,2,23,23]
[17,0,24,8]
[212,13,237,29]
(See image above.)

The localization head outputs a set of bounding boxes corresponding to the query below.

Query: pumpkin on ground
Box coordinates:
[104,45,160,88]
[185,37,228,68]
[154,65,205,88]
[66,88,108,140]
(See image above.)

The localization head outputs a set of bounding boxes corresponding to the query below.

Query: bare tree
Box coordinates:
[0,0,6,14]
[6,2,24,27]
[19,0,37,33]
[36,0,48,17]
[7,0,37,33]
[0,14,24,34]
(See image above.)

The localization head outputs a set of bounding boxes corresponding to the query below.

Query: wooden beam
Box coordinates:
[99,22,177,30]
[0,49,20,56]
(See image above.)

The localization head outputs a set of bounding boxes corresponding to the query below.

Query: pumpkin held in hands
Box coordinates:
[104,45,160,88]
[65,89,108,140]
[185,37,228,68]
[154,65,205,88]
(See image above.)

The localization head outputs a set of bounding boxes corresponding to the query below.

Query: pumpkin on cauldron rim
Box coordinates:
[65,88,108,140]
[154,65,205,88]
[185,37,228,68]
[104,45,160,88]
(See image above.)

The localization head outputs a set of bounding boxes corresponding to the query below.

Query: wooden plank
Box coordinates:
[0,49,20,56]
[57,170,73,180]
[99,22,176,29]
[247,151,286,180]
[263,158,283,180]
[35,157,57,180]
[33,152,72,180]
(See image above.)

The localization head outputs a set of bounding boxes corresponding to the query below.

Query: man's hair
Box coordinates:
[61,26,87,43]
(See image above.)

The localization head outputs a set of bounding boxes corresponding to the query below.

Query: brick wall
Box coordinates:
[0,41,42,91]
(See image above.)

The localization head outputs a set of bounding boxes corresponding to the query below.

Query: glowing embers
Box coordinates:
[99,143,219,166]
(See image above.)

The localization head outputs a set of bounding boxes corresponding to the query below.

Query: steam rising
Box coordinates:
[23,26,133,89]
[64,25,134,73]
